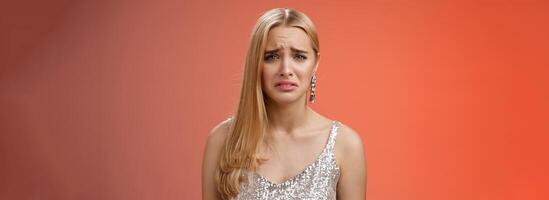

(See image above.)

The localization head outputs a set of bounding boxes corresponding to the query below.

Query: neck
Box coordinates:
[265,98,312,134]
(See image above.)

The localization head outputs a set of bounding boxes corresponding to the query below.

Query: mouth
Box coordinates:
[275,82,298,91]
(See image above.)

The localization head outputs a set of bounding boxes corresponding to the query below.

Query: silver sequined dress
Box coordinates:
[230,119,342,200]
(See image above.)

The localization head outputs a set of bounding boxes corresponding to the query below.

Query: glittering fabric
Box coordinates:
[232,120,341,200]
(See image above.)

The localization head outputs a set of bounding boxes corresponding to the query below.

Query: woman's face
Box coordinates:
[261,26,318,105]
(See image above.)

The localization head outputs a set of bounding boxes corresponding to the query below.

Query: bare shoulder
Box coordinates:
[336,123,365,153]
[334,122,366,167]
[202,117,233,200]
[207,117,232,146]
[333,121,367,198]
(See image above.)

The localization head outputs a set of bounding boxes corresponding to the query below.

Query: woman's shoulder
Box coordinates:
[202,117,233,199]
[332,121,367,196]
[207,116,233,145]
[211,116,233,132]
[335,122,363,148]
[208,117,233,139]
[334,121,365,163]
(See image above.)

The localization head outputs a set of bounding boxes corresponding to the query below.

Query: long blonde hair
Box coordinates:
[215,8,320,199]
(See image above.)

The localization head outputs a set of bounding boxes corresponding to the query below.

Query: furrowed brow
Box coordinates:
[264,47,308,54]
[264,49,279,54]
[290,47,308,54]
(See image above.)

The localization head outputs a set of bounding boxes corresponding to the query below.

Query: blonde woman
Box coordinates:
[202,8,367,200]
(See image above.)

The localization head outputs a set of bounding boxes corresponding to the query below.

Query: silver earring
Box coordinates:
[309,74,317,103]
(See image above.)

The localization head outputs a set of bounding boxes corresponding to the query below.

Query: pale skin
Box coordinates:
[202,26,367,199]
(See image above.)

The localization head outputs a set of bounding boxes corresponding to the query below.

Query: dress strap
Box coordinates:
[326,120,341,152]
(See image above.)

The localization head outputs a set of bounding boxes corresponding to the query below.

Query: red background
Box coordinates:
[1,0,548,199]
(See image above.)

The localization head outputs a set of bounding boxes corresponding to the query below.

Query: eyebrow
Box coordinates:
[264,47,309,54]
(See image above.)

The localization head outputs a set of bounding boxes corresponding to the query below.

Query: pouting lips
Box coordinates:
[276,83,298,86]
[275,83,298,91]
[275,81,298,87]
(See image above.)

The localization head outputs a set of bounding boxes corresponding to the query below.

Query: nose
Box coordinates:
[279,71,294,77]
[279,55,294,77]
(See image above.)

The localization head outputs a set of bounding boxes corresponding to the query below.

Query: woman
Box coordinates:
[202,8,366,200]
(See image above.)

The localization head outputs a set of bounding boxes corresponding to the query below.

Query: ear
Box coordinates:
[313,52,320,73]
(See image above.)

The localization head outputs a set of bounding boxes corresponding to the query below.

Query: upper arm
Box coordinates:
[335,124,367,200]
[202,118,231,200]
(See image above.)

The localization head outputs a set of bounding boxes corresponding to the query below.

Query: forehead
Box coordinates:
[265,26,312,51]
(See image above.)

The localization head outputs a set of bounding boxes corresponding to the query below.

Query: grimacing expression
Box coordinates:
[261,26,319,105]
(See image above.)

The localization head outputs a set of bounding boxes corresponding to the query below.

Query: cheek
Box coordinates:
[261,65,274,85]
[297,62,315,77]
[299,64,316,86]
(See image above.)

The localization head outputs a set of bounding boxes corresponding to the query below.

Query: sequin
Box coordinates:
[231,119,341,200]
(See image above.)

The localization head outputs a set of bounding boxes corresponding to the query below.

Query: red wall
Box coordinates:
[1,0,548,199]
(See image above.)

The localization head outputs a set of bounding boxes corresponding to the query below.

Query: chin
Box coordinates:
[266,93,304,105]
[272,98,298,105]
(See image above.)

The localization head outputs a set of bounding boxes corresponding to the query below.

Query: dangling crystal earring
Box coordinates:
[309,74,317,103]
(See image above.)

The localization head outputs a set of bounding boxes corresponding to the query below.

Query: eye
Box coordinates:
[264,54,279,62]
[294,54,307,61]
